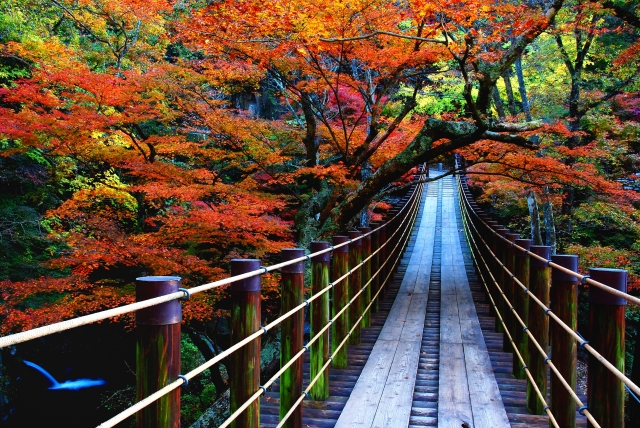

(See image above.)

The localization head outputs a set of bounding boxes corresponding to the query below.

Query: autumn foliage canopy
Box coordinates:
[1,0,640,333]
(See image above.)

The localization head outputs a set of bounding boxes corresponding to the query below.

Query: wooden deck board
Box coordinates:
[334,185,437,428]
[437,176,510,428]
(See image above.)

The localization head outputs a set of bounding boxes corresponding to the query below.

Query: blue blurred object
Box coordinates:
[23,360,106,390]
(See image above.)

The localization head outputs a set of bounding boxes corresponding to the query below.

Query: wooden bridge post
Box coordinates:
[513,239,532,380]
[504,232,520,354]
[476,215,493,307]
[348,230,363,345]
[378,224,388,300]
[332,236,350,369]
[358,227,372,327]
[486,221,500,318]
[280,249,305,428]
[369,223,380,313]
[550,254,579,428]
[229,259,262,428]
[495,227,509,334]
[588,268,627,428]
[387,210,399,277]
[310,241,330,401]
[136,276,182,428]
[526,246,551,415]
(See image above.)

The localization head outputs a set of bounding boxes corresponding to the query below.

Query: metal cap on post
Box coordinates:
[332,235,349,253]
[551,255,578,282]
[311,241,330,263]
[136,276,182,325]
[229,259,261,428]
[515,239,531,257]
[230,259,261,291]
[550,254,579,428]
[136,276,182,428]
[589,268,628,306]
[530,246,551,268]
[588,268,627,428]
[281,248,305,273]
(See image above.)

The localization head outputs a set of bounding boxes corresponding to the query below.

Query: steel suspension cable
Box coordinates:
[275,181,423,428]
[212,180,425,428]
[98,178,426,428]
[455,176,603,426]
[457,177,640,399]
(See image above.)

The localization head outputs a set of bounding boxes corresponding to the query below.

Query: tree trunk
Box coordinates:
[186,328,229,398]
[301,97,319,167]
[527,190,543,245]
[515,57,533,122]
[492,86,506,119]
[542,190,556,254]
[502,68,518,116]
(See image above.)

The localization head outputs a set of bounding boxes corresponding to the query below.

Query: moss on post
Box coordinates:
[331,236,349,369]
[309,241,330,401]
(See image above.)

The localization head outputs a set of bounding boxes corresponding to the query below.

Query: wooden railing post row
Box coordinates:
[348,230,363,345]
[588,268,627,428]
[279,248,305,428]
[550,254,579,428]
[526,246,551,415]
[357,227,372,327]
[368,223,380,313]
[331,236,350,369]
[469,206,491,301]
[136,276,182,428]
[309,241,330,401]
[229,259,262,428]
[495,227,509,335]
[378,224,388,300]
[486,221,500,318]
[387,209,400,278]
[504,232,520,354]
[513,239,532,380]
[477,214,494,307]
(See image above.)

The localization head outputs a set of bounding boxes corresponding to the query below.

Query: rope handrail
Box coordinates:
[455,175,640,399]
[459,185,640,306]
[97,174,427,427]
[274,183,421,428]
[0,170,427,349]
[455,176,599,427]
[188,179,425,428]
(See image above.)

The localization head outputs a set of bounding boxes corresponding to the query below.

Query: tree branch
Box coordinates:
[319,30,446,44]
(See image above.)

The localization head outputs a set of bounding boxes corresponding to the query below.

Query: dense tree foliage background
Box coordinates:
[0,0,639,425]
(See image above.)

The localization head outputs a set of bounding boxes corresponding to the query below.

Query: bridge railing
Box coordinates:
[0,165,428,427]
[454,155,637,428]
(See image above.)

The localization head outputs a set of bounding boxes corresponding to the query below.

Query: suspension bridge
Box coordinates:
[0,161,635,428]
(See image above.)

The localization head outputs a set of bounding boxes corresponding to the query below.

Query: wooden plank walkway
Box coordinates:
[334,178,437,428]
[261,171,577,428]
[259,182,430,428]
[437,176,509,428]
[335,173,509,428]
[453,182,588,427]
